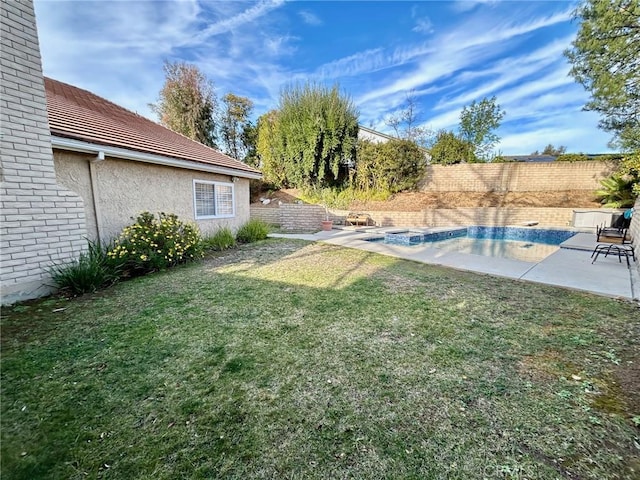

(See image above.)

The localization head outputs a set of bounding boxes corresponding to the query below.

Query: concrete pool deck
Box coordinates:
[269,227,639,301]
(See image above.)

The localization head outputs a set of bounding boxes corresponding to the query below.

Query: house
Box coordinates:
[0,0,260,304]
[358,125,399,144]
[46,77,262,243]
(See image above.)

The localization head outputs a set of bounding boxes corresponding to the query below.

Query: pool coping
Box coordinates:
[269,227,638,301]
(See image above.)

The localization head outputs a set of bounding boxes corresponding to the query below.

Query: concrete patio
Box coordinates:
[270,227,639,301]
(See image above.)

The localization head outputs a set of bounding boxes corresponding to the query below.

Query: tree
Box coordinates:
[565,0,640,150]
[385,91,433,148]
[220,93,254,161]
[532,144,567,156]
[256,110,286,187]
[241,122,259,168]
[458,96,505,161]
[354,139,425,193]
[429,130,476,165]
[150,61,217,148]
[256,82,359,188]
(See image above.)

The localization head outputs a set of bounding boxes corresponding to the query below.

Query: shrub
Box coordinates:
[203,227,236,251]
[300,186,390,209]
[596,175,636,208]
[108,212,203,276]
[555,153,591,162]
[49,240,120,295]
[429,130,476,165]
[236,219,269,243]
[354,139,425,193]
[595,152,640,207]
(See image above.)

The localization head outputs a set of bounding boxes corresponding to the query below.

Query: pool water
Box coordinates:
[366,227,577,263]
[427,236,560,262]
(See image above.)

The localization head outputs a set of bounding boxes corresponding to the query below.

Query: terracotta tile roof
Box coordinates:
[44,77,261,176]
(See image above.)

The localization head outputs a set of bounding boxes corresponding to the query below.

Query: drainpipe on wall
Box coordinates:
[89,152,105,243]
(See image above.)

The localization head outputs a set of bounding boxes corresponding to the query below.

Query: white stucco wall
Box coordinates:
[54,151,252,242]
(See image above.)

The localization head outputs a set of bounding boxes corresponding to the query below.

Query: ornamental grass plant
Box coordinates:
[235,218,269,243]
[48,240,121,295]
[203,227,236,251]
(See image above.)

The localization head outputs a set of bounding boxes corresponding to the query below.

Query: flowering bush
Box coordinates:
[108,212,203,275]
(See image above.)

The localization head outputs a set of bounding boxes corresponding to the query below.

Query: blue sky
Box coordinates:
[34,0,614,154]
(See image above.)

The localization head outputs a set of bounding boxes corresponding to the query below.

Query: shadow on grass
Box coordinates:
[2,239,639,479]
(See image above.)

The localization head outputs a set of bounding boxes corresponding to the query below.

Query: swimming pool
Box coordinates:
[365,227,578,262]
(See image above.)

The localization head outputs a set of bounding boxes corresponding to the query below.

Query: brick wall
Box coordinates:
[251,204,344,232]
[252,204,578,231]
[249,206,280,226]
[358,208,575,228]
[1,0,87,304]
[420,161,616,192]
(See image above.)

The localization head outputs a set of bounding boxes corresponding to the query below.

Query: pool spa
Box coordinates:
[365,226,578,263]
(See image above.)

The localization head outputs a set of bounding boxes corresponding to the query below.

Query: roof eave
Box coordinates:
[51,136,262,180]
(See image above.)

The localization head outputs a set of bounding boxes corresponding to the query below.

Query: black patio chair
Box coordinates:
[595,214,631,244]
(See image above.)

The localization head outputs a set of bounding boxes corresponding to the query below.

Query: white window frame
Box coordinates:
[193,179,235,219]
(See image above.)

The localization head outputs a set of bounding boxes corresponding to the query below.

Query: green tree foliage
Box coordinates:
[459,96,506,161]
[256,110,287,187]
[595,152,639,206]
[555,153,591,162]
[220,93,254,161]
[531,144,567,156]
[429,130,476,165]
[241,123,259,167]
[257,83,359,188]
[565,0,640,150]
[150,61,217,148]
[353,139,425,193]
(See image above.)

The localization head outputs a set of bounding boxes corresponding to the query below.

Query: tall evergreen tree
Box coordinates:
[257,83,359,188]
[150,61,217,148]
[220,93,254,161]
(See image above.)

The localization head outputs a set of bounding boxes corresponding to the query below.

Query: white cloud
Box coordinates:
[192,0,286,42]
[412,18,433,34]
[299,10,323,26]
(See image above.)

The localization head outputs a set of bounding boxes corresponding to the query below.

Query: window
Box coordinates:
[193,180,235,219]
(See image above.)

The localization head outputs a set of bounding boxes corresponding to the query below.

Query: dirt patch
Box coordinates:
[251,189,601,210]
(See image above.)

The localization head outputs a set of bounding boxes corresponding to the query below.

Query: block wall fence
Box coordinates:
[419,161,617,192]
[251,205,578,230]
[1,0,87,304]
[251,160,621,232]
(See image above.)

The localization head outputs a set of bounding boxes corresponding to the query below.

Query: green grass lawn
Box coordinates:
[2,239,639,479]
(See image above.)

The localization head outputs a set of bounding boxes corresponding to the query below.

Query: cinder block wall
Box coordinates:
[251,204,582,231]
[358,208,576,228]
[1,0,87,304]
[420,161,616,192]
[249,206,280,226]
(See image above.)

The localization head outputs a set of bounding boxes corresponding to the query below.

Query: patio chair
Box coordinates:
[595,212,631,244]
[345,213,373,227]
[592,209,634,265]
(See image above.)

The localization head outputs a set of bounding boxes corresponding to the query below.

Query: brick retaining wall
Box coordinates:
[420,161,616,192]
[252,204,580,230]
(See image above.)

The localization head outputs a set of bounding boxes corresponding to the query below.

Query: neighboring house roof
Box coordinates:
[358,125,399,143]
[44,77,261,178]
